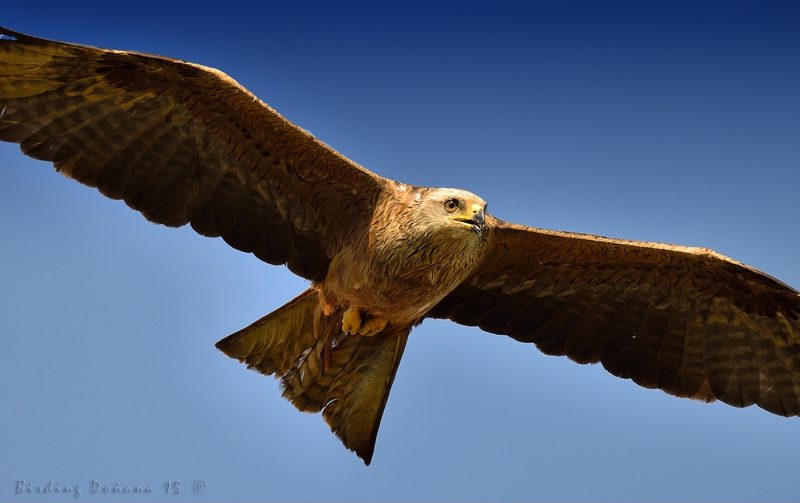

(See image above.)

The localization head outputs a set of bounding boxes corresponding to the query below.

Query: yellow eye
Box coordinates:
[444,198,460,213]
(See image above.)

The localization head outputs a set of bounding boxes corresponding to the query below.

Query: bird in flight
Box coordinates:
[1,27,799,465]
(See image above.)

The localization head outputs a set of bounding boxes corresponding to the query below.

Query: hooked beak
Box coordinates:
[451,204,485,233]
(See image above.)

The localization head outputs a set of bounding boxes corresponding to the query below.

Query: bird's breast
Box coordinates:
[321,225,486,324]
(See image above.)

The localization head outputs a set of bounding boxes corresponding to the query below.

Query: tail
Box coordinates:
[215,288,409,465]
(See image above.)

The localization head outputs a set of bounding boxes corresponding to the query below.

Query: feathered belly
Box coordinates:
[320,235,483,325]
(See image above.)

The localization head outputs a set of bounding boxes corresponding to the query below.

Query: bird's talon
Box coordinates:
[358,316,388,336]
[342,306,362,334]
[342,307,387,336]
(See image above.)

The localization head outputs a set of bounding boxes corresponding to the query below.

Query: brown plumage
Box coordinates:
[1,28,799,464]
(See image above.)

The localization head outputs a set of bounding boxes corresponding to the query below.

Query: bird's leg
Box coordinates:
[341,306,388,336]
[342,306,363,335]
[358,315,388,336]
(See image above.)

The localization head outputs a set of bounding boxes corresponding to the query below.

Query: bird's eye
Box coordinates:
[444,198,460,213]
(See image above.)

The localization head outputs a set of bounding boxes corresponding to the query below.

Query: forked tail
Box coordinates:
[215,288,409,464]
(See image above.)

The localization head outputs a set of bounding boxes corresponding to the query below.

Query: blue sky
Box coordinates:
[1,1,799,501]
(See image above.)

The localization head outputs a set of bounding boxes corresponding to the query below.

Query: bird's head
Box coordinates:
[413,187,487,237]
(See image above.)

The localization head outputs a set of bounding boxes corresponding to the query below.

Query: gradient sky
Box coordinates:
[2,1,799,502]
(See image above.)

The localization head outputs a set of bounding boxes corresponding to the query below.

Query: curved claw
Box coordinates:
[341,306,388,336]
[342,306,362,334]
[359,316,388,336]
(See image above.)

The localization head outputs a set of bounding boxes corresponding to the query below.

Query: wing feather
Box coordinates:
[428,219,800,416]
[0,27,387,281]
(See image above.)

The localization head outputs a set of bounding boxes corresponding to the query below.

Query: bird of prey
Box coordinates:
[1,27,799,465]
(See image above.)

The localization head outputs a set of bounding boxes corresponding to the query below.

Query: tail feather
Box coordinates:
[319,328,409,464]
[215,288,319,377]
[215,288,410,465]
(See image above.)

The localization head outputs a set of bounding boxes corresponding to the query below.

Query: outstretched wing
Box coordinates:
[0,27,386,281]
[428,218,800,416]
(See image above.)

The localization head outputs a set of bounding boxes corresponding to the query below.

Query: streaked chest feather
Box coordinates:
[322,193,488,320]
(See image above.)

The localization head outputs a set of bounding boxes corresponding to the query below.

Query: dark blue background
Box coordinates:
[2,2,799,501]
